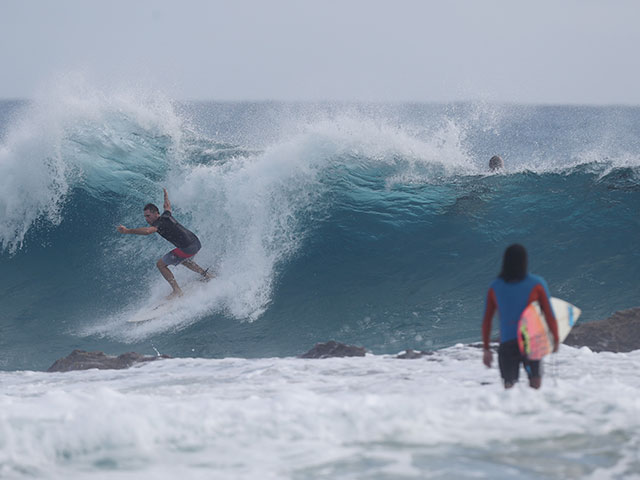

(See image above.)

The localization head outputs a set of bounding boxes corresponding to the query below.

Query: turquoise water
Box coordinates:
[1,94,639,371]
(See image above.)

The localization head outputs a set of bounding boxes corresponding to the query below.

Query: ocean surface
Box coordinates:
[1,79,639,478]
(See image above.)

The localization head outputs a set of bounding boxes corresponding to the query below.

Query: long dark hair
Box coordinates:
[499,244,528,283]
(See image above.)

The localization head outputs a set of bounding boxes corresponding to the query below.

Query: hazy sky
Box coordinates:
[1,0,639,104]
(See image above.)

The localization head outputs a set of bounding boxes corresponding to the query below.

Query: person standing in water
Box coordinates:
[117,188,212,299]
[481,244,559,389]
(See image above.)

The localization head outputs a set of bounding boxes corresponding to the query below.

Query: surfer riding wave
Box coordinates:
[117,188,213,299]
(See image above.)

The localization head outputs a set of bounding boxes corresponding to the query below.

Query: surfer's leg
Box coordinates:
[524,359,542,389]
[156,258,183,298]
[174,239,211,280]
[498,340,520,389]
[181,259,206,275]
[182,259,214,280]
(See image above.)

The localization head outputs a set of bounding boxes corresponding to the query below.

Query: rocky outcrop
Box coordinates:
[47,350,170,373]
[299,341,367,359]
[564,307,640,353]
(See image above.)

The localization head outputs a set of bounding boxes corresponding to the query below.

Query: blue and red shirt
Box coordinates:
[482,273,559,349]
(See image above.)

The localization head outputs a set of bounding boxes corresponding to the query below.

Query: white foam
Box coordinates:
[0,74,183,253]
[83,109,478,338]
[0,104,70,253]
[1,345,639,479]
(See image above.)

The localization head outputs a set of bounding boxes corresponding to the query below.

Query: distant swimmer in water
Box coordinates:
[117,188,213,299]
[489,155,504,171]
[481,244,558,389]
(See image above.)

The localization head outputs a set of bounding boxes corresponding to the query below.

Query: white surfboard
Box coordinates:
[127,278,210,323]
[127,298,178,323]
[518,297,581,359]
[550,297,582,343]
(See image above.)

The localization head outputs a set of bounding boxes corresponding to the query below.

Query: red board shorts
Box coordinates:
[161,238,201,266]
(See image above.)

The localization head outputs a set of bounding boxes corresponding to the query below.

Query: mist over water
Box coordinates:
[0,79,639,371]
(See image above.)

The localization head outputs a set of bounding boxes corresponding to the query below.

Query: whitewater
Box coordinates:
[1,78,639,478]
[2,347,639,479]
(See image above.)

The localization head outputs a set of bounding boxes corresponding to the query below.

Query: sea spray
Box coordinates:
[0,77,184,252]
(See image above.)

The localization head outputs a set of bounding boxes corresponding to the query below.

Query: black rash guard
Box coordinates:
[152,210,199,249]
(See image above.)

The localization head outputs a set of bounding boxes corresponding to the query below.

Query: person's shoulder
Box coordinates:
[528,273,548,287]
[489,277,502,289]
[151,210,171,226]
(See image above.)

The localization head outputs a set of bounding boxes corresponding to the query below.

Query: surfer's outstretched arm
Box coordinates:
[117,225,158,235]
[163,188,172,212]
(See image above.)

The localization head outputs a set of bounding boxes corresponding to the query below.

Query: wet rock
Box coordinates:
[396,349,435,359]
[299,341,366,359]
[564,307,640,353]
[47,350,171,372]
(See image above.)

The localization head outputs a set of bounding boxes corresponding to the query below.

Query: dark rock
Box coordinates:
[396,349,434,359]
[47,350,171,373]
[564,307,640,353]
[299,341,366,359]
